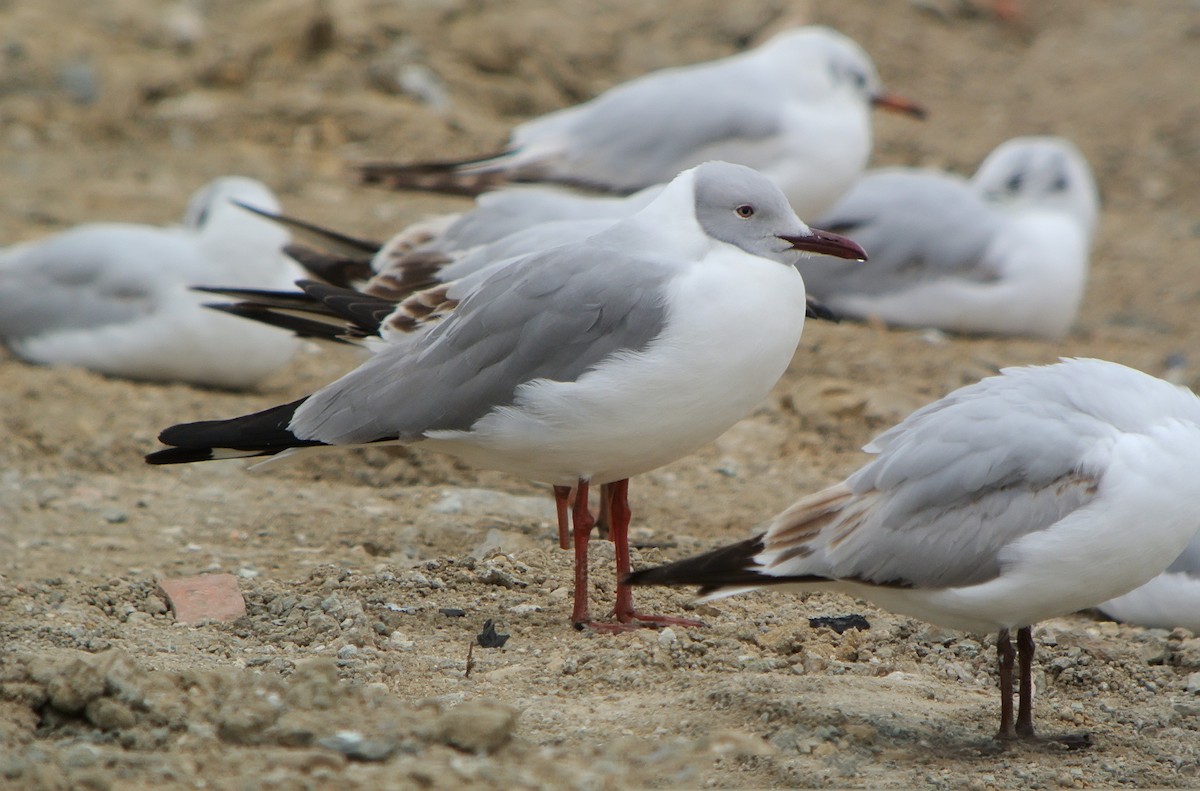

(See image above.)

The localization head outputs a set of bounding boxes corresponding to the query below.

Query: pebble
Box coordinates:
[318,730,397,762]
[436,700,518,753]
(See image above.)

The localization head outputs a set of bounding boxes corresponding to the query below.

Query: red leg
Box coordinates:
[552,485,572,550]
[595,483,613,541]
[609,479,704,629]
[569,479,594,628]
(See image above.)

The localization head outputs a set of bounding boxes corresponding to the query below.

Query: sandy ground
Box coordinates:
[3,0,1200,788]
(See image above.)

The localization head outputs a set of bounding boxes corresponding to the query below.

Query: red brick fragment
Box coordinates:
[158,573,246,624]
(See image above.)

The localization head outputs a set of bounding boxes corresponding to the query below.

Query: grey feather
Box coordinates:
[765,360,1200,589]
[290,243,676,444]
[798,169,1004,299]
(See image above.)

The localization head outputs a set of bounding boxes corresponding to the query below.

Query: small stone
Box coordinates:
[58,56,100,104]
[337,645,358,660]
[808,614,870,634]
[1186,672,1200,694]
[658,628,677,646]
[85,698,137,730]
[436,700,517,753]
[476,620,510,649]
[319,730,398,762]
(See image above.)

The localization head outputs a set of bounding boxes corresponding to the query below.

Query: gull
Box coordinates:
[798,136,1099,339]
[627,358,1200,738]
[357,26,924,219]
[145,161,866,631]
[1098,534,1200,632]
[0,177,304,389]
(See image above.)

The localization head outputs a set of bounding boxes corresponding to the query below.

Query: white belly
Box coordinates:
[424,250,809,485]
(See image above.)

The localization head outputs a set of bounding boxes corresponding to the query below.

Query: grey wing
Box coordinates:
[514,60,782,190]
[798,170,1006,299]
[290,244,675,444]
[436,187,655,251]
[771,366,1113,588]
[0,227,175,338]
[438,219,618,282]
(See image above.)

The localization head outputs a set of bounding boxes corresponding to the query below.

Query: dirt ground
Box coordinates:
[3,0,1200,788]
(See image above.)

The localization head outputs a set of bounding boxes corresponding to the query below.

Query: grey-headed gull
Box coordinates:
[1098,534,1200,633]
[799,136,1098,339]
[627,358,1200,738]
[357,26,924,219]
[146,161,866,631]
[0,177,304,389]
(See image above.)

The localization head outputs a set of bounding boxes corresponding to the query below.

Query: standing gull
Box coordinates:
[146,162,866,631]
[627,358,1200,737]
[799,136,1098,338]
[358,26,924,219]
[0,177,304,389]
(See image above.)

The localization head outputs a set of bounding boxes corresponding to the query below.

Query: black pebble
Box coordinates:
[476,619,510,648]
[808,614,870,634]
[439,608,467,617]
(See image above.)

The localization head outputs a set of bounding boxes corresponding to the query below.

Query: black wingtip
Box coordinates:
[148,397,323,466]
[145,446,217,465]
[624,536,768,589]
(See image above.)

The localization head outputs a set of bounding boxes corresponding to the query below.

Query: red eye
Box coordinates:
[735,204,755,218]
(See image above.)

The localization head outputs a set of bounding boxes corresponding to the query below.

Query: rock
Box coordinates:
[85,698,137,731]
[286,660,340,710]
[436,700,517,753]
[45,658,105,714]
[58,56,100,104]
[216,695,282,744]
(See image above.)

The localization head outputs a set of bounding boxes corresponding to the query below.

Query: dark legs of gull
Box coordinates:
[997,628,1016,740]
[1016,625,1036,738]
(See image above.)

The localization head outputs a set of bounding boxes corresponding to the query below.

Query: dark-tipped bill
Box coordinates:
[779,228,868,262]
[871,92,927,120]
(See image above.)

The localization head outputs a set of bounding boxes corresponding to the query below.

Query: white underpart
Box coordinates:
[829,210,1088,339]
[1097,572,1200,633]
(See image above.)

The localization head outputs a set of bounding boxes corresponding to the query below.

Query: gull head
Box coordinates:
[972,136,1100,238]
[182,176,282,231]
[762,26,925,119]
[692,161,867,262]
